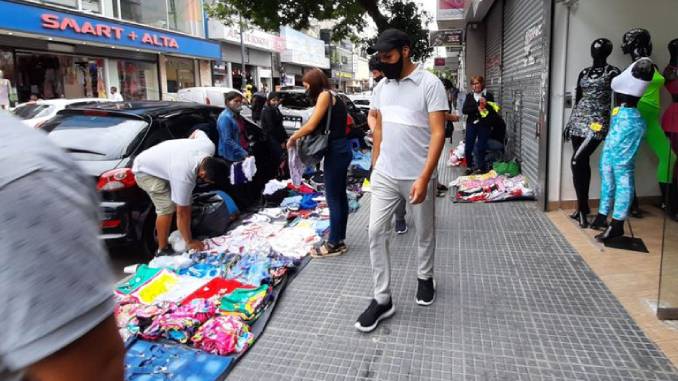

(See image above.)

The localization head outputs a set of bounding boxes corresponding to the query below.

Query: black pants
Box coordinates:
[465,122,491,171]
[324,138,352,245]
[571,136,602,214]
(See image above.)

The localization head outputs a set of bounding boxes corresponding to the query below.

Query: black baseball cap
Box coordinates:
[367,29,412,54]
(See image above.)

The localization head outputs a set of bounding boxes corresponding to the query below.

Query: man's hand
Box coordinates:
[187,240,204,251]
[409,177,429,204]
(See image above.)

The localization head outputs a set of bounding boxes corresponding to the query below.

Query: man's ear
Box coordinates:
[402,46,411,60]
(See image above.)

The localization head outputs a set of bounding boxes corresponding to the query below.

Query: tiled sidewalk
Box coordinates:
[227,165,678,380]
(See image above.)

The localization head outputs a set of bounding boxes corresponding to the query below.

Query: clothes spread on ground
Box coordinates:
[117,167,364,379]
[191,316,254,356]
[449,170,535,203]
[350,149,371,171]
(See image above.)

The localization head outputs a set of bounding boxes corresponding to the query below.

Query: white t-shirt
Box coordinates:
[132,130,215,206]
[370,66,449,180]
[110,92,124,101]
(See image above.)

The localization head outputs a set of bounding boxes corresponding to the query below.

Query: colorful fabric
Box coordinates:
[191,315,254,356]
[599,106,647,220]
[132,270,179,305]
[219,284,271,321]
[227,254,272,286]
[288,147,304,186]
[142,299,217,343]
[115,301,175,341]
[182,278,254,305]
[116,265,161,295]
[565,66,619,140]
[639,69,676,183]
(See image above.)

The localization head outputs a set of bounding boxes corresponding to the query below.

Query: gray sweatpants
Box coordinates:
[368,170,436,304]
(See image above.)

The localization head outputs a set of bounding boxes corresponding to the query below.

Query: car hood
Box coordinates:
[71,157,130,177]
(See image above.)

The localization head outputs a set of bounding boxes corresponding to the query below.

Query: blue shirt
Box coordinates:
[216,108,247,162]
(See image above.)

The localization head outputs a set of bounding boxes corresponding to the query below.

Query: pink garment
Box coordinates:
[662,103,678,133]
[191,315,254,355]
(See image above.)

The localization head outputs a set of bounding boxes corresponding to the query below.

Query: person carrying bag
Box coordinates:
[287,68,352,258]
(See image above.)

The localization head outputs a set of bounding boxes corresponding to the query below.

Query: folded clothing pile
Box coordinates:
[449,170,535,203]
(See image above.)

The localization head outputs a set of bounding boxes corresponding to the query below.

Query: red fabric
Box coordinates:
[181,278,253,305]
[666,78,678,96]
[286,183,316,194]
[236,117,249,151]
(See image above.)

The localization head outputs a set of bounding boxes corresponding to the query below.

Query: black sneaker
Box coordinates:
[155,246,176,257]
[416,278,436,306]
[355,299,395,333]
[394,219,408,234]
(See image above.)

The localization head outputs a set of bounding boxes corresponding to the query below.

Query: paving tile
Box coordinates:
[228,158,678,380]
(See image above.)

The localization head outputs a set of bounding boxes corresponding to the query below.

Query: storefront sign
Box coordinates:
[437,0,464,21]
[280,27,330,69]
[0,0,220,59]
[332,70,353,80]
[208,19,284,53]
[430,29,463,47]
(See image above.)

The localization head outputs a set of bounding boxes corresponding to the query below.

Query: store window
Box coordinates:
[168,0,204,37]
[15,52,106,102]
[166,56,195,93]
[117,60,159,100]
[102,0,120,18]
[120,0,168,29]
[0,48,15,109]
[81,0,102,13]
[42,0,78,9]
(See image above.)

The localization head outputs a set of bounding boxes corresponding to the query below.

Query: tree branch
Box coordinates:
[357,0,389,30]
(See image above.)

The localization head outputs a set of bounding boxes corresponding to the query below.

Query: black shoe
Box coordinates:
[155,246,176,257]
[595,219,624,242]
[416,277,436,306]
[355,299,395,333]
[572,211,589,228]
[464,168,473,176]
[569,210,580,220]
[589,213,608,231]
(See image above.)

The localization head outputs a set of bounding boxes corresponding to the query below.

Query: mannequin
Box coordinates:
[662,39,678,219]
[621,29,676,209]
[0,70,11,110]
[564,38,621,228]
[591,58,654,241]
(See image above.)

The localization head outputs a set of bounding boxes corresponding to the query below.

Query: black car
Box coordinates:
[40,101,271,258]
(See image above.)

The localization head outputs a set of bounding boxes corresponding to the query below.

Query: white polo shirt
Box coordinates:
[370,66,449,180]
[132,130,215,206]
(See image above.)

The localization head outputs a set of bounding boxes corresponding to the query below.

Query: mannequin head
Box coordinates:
[591,38,612,65]
[669,39,678,65]
[622,28,652,60]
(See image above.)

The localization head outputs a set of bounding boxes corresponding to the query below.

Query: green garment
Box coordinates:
[639,69,675,183]
[116,265,161,295]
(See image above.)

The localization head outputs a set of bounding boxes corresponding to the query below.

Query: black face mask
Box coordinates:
[374,75,384,83]
[381,51,404,80]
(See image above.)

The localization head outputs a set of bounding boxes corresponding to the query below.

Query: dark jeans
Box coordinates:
[324,138,352,245]
[571,136,602,214]
[465,123,491,171]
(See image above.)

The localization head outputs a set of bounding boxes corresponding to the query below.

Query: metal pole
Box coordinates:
[239,13,246,90]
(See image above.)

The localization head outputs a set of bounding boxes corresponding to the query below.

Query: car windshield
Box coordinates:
[279,92,312,109]
[44,114,148,161]
[13,103,53,119]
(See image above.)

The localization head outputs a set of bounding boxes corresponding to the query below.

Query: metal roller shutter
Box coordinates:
[501,0,549,195]
[484,0,503,98]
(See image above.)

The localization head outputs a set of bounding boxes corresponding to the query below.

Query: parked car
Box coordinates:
[39,101,271,258]
[348,93,371,113]
[176,87,242,107]
[277,89,368,136]
[12,98,107,128]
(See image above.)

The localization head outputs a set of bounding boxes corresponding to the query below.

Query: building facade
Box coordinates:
[279,26,329,87]
[0,0,219,104]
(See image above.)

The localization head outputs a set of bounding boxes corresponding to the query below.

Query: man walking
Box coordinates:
[356,29,448,332]
[368,55,408,235]
[132,129,228,255]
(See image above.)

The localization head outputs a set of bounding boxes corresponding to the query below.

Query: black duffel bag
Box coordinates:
[191,191,239,238]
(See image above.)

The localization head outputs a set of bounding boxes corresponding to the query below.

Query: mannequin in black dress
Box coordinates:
[564,38,620,228]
